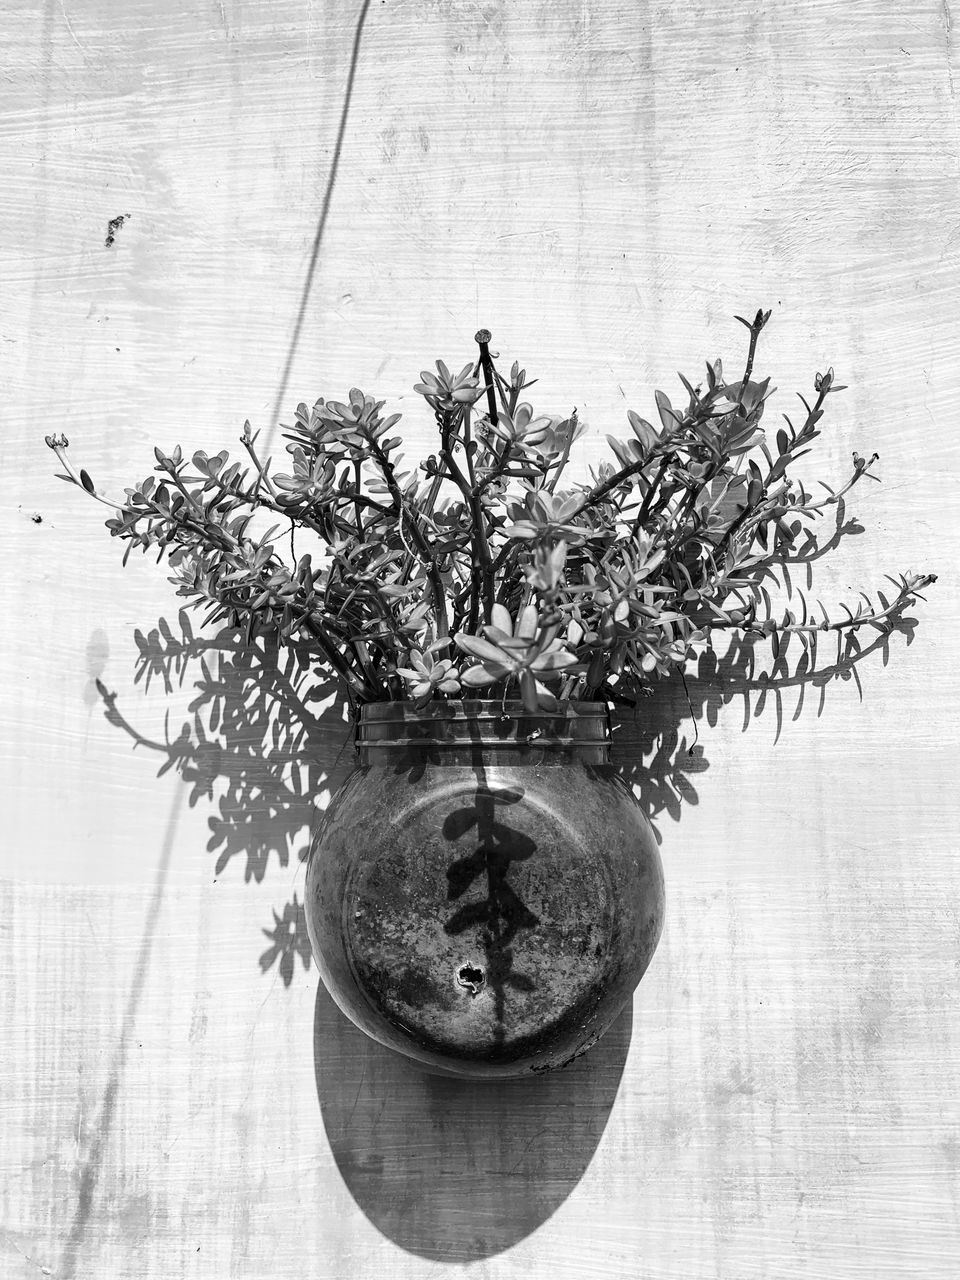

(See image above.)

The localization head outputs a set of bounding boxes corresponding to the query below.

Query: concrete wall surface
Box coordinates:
[2,1,960,1276]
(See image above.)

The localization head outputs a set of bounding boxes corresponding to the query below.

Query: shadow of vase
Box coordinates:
[313,977,632,1262]
[97,561,923,1264]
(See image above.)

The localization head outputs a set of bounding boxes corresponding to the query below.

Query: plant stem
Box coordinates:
[51,446,122,512]
[201,461,374,545]
[396,461,444,588]
[474,436,514,499]
[708,578,933,636]
[631,453,673,537]
[461,402,477,489]
[475,329,500,427]
[439,417,495,628]
[735,308,768,416]
[568,459,646,523]
[303,616,370,695]
[352,459,365,541]
[368,436,449,638]
[241,435,280,499]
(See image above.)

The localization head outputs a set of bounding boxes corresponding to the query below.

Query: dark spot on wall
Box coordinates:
[31,512,43,523]
[105,214,130,248]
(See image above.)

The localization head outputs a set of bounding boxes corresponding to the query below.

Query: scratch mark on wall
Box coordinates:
[58,0,88,59]
[378,125,398,161]
[1,1232,54,1277]
[469,1,508,54]
[941,0,960,183]
[57,785,185,1279]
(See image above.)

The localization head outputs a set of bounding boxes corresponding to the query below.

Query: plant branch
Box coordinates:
[475,329,499,427]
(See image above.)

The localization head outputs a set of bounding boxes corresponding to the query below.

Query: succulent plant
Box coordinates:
[455,601,583,712]
[396,637,462,707]
[48,311,935,719]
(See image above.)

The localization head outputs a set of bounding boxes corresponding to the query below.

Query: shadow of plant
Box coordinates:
[604,506,924,836]
[607,609,920,838]
[95,609,358,987]
[443,781,540,1046]
[88,569,923,1264]
[95,511,923,984]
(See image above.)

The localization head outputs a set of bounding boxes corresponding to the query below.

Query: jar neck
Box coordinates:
[355,699,611,767]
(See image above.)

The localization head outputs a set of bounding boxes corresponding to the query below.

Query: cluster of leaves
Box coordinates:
[48,312,935,715]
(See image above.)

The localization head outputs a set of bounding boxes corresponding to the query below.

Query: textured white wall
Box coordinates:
[2,1,960,1277]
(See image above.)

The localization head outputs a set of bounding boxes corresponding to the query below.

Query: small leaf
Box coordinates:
[517,603,539,639]
[490,602,513,634]
[655,390,679,430]
[461,664,504,686]
[454,634,511,664]
[80,469,95,493]
[519,668,539,713]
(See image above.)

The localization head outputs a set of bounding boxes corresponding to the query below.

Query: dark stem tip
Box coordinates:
[474,328,492,345]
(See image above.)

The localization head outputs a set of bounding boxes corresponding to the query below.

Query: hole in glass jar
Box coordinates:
[456,964,485,995]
